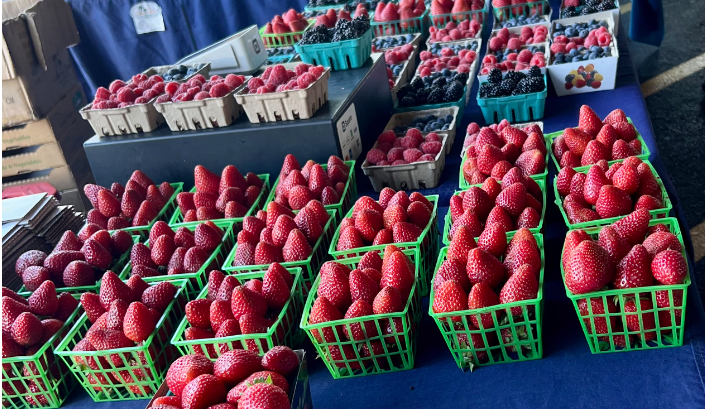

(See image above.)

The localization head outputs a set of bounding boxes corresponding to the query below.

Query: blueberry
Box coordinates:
[582,54,591,61]
[394,126,404,133]
[555,23,565,30]
[424,114,435,122]
[578,46,586,52]
[437,118,446,126]
[555,52,564,58]
[565,28,576,37]
[572,56,582,63]
[424,125,433,132]
[569,49,577,57]
[177,64,188,73]
[588,52,598,60]
[600,21,608,28]
[173,74,183,80]
[604,47,612,56]
[442,124,449,131]
[445,114,453,123]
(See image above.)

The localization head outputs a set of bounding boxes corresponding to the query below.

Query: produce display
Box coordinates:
[427,19,482,43]
[372,34,418,51]
[478,66,546,98]
[301,15,371,44]
[366,129,444,166]
[154,74,245,103]
[396,72,468,107]
[488,26,548,51]
[270,154,350,210]
[418,42,478,76]
[561,0,617,18]
[551,21,613,65]
[240,63,326,94]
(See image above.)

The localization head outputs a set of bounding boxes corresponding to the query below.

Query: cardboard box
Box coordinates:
[2,142,67,177]
[2,165,77,193]
[2,0,80,80]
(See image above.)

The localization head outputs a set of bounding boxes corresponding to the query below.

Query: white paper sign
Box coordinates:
[130,2,165,35]
[336,103,362,161]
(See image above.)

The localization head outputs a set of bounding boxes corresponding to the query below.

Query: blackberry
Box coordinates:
[580,6,595,15]
[528,65,542,78]
[444,81,464,102]
[488,68,503,84]
[486,84,502,98]
[351,16,370,35]
[411,77,424,89]
[400,96,416,107]
[332,19,356,41]
[516,76,544,94]
[585,0,600,7]
[414,88,428,104]
[453,72,469,84]
[427,88,444,104]
[565,74,576,83]
[300,31,330,45]
[432,77,448,88]
[561,5,577,17]
[505,71,526,83]
[479,83,492,99]
[596,0,615,11]
[397,84,415,99]
[499,79,516,96]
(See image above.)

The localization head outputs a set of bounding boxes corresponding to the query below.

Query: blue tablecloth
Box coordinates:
[58,1,705,408]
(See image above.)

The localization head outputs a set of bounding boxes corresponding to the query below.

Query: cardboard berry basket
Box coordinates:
[430,237,545,370]
[264,160,357,224]
[260,19,315,48]
[559,0,621,32]
[477,42,551,83]
[545,118,651,172]
[430,0,489,29]
[460,120,543,158]
[560,217,690,353]
[79,64,210,136]
[493,0,551,22]
[371,10,430,37]
[153,83,247,131]
[328,195,439,296]
[491,4,552,31]
[300,249,422,379]
[295,27,374,71]
[107,182,184,241]
[553,160,673,230]
[382,106,460,154]
[54,279,189,402]
[119,220,236,298]
[442,179,547,246]
[476,74,547,124]
[171,267,305,359]
[222,210,336,292]
[415,38,481,104]
[17,235,140,297]
[374,33,424,51]
[144,349,312,409]
[234,66,331,122]
[1,300,83,408]
[168,174,270,228]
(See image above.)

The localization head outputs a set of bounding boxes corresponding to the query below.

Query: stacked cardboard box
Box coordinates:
[2,0,95,211]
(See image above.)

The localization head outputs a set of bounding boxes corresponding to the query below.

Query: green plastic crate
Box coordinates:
[560,218,690,353]
[295,28,373,71]
[371,10,430,36]
[429,236,545,370]
[554,160,673,230]
[108,182,184,241]
[264,160,356,224]
[222,210,336,292]
[1,300,82,408]
[328,195,439,297]
[492,0,550,21]
[442,179,547,246]
[260,19,315,48]
[168,174,270,227]
[171,267,305,359]
[545,118,651,172]
[119,220,236,297]
[300,249,422,379]
[476,76,547,124]
[17,235,140,297]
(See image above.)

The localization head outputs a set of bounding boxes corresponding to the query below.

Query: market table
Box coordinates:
[58,1,705,408]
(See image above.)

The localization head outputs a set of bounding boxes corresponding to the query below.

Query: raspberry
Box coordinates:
[150,74,163,82]
[420,141,443,155]
[457,64,470,73]
[187,78,203,88]
[550,43,566,54]
[403,148,423,162]
[385,52,399,65]
[420,51,433,61]
[155,94,171,104]
[95,87,111,100]
[440,48,455,57]
[534,34,546,42]
[261,66,273,80]
[565,42,577,52]
[286,70,296,79]
[294,64,311,76]
[377,130,396,144]
[554,35,568,44]
[194,91,210,100]
[425,132,441,142]
[507,38,522,50]
[132,73,148,83]
[297,72,315,89]
[268,65,288,86]
[152,82,166,93]
[210,75,222,82]
[366,148,386,165]
[387,147,405,162]
[419,67,431,77]
[186,87,200,97]
[521,26,533,38]
[517,49,533,63]
[377,142,392,153]
[506,53,518,62]
[117,102,132,108]
[449,29,462,40]
[165,82,179,96]
[391,160,408,166]
[418,154,436,162]
[108,80,125,94]
[483,55,497,64]
[134,96,148,104]
[256,85,271,94]
[133,87,144,96]
[209,83,230,98]
[489,37,503,51]
[225,74,244,89]
[142,89,159,100]
[93,100,108,110]
[117,87,136,103]
[178,92,194,101]
[400,136,419,150]
[192,74,206,84]
[248,77,265,91]
[309,66,325,78]
[276,85,287,92]
[285,79,298,90]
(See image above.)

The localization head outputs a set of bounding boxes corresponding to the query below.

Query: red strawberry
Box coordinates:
[392,222,422,243]
[433,258,470,294]
[150,235,176,266]
[336,226,364,251]
[181,374,227,409]
[372,286,404,315]
[581,140,608,166]
[159,181,175,199]
[305,200,329,226]
[186,299,212,329]
[603,108,628,126]
[230,286,267,319]
[132,201,158,227]
[624,298,656,341]
[643,232,681,256]
[130,170,154,188]
[237,383,288,409]
[54,232,82,253]
[61,260,94,287]
[209,300,234,332]
[146,185,166,209]
[597,226,630,268]
[141,281,177,313]
[578,297,617,336]
[612,119,637,141]
[341,299,377,341]
[485,206,514,234]
[86,209,108,229]
[110,230,133,257]
[131,243,156,268]
[462,187,493,220]
[467,282,500,328]
[578,105,603,137]
[105,299,129,330]
[562,230,591,271]
[613,244,653,289]
[564,240,613,294]
[432,280,467,319]
[612,164,639,195]
[477,224,507,257]
[85,328,134,366]
[583,166,609,206]
[476,144,505,175]
[294,207,323,244]
[612,209,650,245]
[177,192,196,214]
[349,269,379,305]
[504,237,541,279]
[383,204,407,231]
[97,190,121,218]
[308,296,343,343]
[242,216,266,237]
[500,265,539,315]
[216,276,241,302]
[100,271,134,309]
[596,125,619,152]
[308,164,331,196]
[266,202,295,229]
[651,249,687,285]
[634,195,663,212]
[495,182,526,217]
[232,243,255,266]
[446,225,477,264]
[637,163,660,198]
[20,265,49,291]
[466,248,505,290]
[516,207,540,228]
[123,302,155,342]
[43,250,84,281]
[220,165,247,193]
[355,209,384,242]
[262,268,291,309]
[595,185,632,219]
[281,229,311,262]
[173,227,195,248]
[195,224,221,252]
[563,128,592,156]
[380,250,415,298]
[54,292,79,321]
[194,192,217,210]
[318,263,352,310]
[184,247,210,273]
[516,150,545,175]
[10,312,42,346]
[80,292,105,323]
[166,354,214,398]
[149,221,174,244]
[2,296,31,333]
[84,184,108,208]
[195,165,221,195]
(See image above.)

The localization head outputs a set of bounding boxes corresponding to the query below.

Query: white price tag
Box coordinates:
[130,2,166,35]
[336,103,362,161]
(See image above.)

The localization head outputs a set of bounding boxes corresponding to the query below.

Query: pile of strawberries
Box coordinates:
[15,228,133,289]
[128,221,225,278]
[491,0,546,15]
[336,189,434,251]
[2,285,79,404]
[161,346,299,409]
[430,0,485,20]
[449,170,543,239]
[181,264,296,356]
[462,121,546,185]
[314,8,359,28]
[428,20,482,43]
[480,48,546,75]
[242,63,326,94]
[231,200,329,266]
[272,154,349,210]
[553,106,641,168]
[433,228,541,358]
[489,26,548,51]
[84,170,174,229]
[262,9,310,45]
[373,1,426,34]
[551,27,612,54]
[557,156,664,224]
[90,74,166,110]
[307,248,417,368]
[154,74,245,104]
[366,129,443,166]
[176,164,263,223]
[563,210,687,345]
[418,47,477,76]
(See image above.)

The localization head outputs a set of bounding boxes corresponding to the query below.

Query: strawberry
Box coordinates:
[308,296,343,343]
[582,166,609,206]
[294,207,323,244]
[433,258,470,294]
[10,312,42,346]
[153,397,183,407]
[97,190,121,218]
[515,150,545,175]
[105,299,129,330]
[123,302,155,342]
[595,185,632,219]
[54,292,79,321]
[141,281,178,313]
[230,286,267,319]
[100,271,134,309]
[181,374,227,409]
[110,230,133,256]
[612,119,637,141]
[146,185,166,209]
[227,370,289,405]
[612,244,653,289]
[624,298,656,341]
[372,286,404,315]
[239,313,270,350]
[194,224,221,252]
[349,269,379,305]
[634,195,663,212]
[186,299,213,329]
[216,276,241,302]
[432,280,467,320]
[578,297,617,336]
[84,184,109,208]
[578,105,603,137]
[149,234,175,266]
[183,247,210,273]
[61,260,94,287]
[216,188,244,214]
[26,280,57,317]
[336,226,364,251]
[476,144,505,175]
[516,207,540,229]
[409,191,433,211]
[485,206,514,234]
[504,237,541,279]
[462,187,493,220]
[266,202,295,229]
[383,204,407,231]
[232,243,256,266]
[495,182,527,217]
[560,151,581,169]
[563,128,592,156]
[131,243,156,268]
[466,248,505,290]
[279,154,301,178]
[318,263,352,311]
[184,327,217,358]
[130,170,154,188]
[282,229,312,262]
[207,299,233,333]
[603,108,628,126]
[651,249,687,285]
[20,265,49,291]
[2,287,27,306]
[612,209,650,245]
[262,267,290,309]
[305,200,329,226]
[86,328,134,366]
[177,192,197,213]
[597,226,631,268]
[612,164,639,195]
[563,230,592,272]
[564,240,613,294]
[341,299,377,342]
[80,293,105,323]
[581,140,609,167]
[656,289,684,327]
[242,216,266,237]
[595,124,619,149]
[54,232,82,253]
[2,296,31,333]
[238,383,289,409]
[380,250,415,298]
[446,225,477,264]
[308,164,331,196]
[43,250,84,281]
[377,187,396,208]
[159,181,175,199]
[500,265,539,316]
[643,232,681,256]
[467,282,500,328]
[392,222,422,243]
[373,229,393,245]
[194,192,217,209]
[207,270,226,300]
[637,163,660,198]
[133,200,158,227]
[195,165,221,195]
[174,227,196,249]
[86,209,108,229]
[225,201,248,218]
[220,165,247,193]
[149,221,175,243]
[477,224,507,257]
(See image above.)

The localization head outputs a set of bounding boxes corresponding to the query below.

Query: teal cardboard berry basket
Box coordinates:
[295,28,373,71]
[371,10,430,36]
[476,75,547,124]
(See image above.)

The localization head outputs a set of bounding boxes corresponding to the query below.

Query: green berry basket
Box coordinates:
[328,195,439,297]
[560,218,690,353]
[119,220,236,298]
[167,174,270,227]
[442,179,547,246]
[430,2,488,28]
[107,182,184,241]
[554,160,673,230]
[17,235,140,297]
[476,75,547,124]
[1,300,83,408]
[492,0,551,22]
[429,237,545,370]
[222,210,336,292]
[264,160,356,224]
[170,267,305,359]
[295,28,373,71]
[544,118,651,172]
[300,249,422,379]
[371,10,430,37]
[260,19,315,48]
[303,2,346,12]
[54,279,189,402]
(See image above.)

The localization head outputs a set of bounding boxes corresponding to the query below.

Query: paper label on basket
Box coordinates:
[336,103,362,161]
[130,2,165,35]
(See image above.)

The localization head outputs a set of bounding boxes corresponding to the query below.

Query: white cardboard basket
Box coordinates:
[382,106,460,155]
[154,85,246,131]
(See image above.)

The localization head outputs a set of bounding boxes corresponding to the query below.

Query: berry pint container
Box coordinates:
[476,74,547,124]
[295,27,374,71]
[493,0,551,23]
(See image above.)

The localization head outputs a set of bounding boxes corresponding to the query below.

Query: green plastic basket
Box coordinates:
[295,28,373,70]
[328,195,439,297]
[107,182,184,241]
[560,218,690,353]
[119,220,236,297]
[442,179,547,246]
[371,10,430,36]
[171,267,305,359]
[554,160,673,230]
[476,76,547,124]
[168,174,270,227]
[303,2,346,12]
[545,118,651,172]
[429,236,545,370]
[492,0,550,21]
[1,299,82,408]
[264,160,356,224]
[260,20,315,48]
[54,279,188,402]
[300,249,422,379]
[222,209,336,292]
[17,235,140,297]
